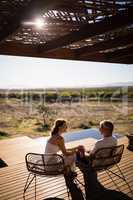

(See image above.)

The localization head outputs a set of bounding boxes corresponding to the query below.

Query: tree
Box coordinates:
[37,104,57,131]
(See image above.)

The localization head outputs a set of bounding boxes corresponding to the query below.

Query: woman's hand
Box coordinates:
[77,145,85,151]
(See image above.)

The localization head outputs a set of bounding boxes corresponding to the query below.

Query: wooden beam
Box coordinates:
[75,52,133,64]
[1,41,133,64]
[37,7,133,53]
[105,45,133,59]
[109,55,133,64]
[0,42,75,59]
[79,45,133,64]
[75,32,133,57]
[117,56,133,64]
[76,52,108,62]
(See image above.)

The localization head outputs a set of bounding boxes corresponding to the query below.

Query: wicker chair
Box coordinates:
[90,144,133,195]
[23,153,70,200]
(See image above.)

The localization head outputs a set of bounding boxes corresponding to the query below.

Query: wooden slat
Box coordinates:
[75,33,133,57]
[37,7,133,53]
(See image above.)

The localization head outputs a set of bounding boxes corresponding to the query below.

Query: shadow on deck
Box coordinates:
[0,136,133,200]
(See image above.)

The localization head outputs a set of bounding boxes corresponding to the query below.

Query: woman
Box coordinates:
[45,119,85,200]
[45,119,79,173]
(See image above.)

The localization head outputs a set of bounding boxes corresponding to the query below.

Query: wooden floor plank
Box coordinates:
[0,136,133,200]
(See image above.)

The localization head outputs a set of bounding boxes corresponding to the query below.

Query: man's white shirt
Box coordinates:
[91,135,117,154]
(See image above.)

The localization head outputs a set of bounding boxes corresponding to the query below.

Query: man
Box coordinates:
[76,120,117,200]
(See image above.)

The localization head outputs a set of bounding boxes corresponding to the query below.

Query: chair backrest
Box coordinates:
[25,153,65,176]
[90,144,124,171]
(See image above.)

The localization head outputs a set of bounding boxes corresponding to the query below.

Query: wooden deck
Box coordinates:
[0,136,133,200]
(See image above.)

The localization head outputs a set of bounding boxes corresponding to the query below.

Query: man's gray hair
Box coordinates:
[100,120,114,133]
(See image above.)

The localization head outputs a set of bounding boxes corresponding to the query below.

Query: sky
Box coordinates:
[0,55,133,89]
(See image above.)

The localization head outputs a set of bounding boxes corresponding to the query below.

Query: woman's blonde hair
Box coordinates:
[51,119,66,136]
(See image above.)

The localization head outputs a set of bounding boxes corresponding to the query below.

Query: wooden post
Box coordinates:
[126,134,133,151]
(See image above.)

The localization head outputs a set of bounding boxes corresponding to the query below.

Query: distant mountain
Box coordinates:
[102,81,133,87]
[79,82,133,88]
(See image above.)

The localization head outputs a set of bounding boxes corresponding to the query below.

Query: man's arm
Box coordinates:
[88,140,101,155]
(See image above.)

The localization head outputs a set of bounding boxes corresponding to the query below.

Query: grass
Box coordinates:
[0,99,133,139]
[128,115,133,120]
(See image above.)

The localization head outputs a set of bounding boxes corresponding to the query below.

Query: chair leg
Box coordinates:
[23,173,35,200]
[116,165,133,195]
[35,174,37,200]
[108,165,133,195]
[64,175,84,200]
[66,186,70,199]
[75,177,85,187]
[63,176,71,200]
[74,178,86,200]
[106,170,120,191]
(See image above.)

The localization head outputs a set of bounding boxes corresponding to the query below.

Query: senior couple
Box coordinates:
[45,119,117,200]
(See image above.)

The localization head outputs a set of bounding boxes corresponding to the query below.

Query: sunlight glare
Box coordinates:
[34,18,44,29]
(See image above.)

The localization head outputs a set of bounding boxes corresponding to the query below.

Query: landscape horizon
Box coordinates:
[0,81,133,90]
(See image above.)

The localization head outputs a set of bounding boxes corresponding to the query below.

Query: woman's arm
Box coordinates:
[67,145,85,152]
[57,137,76,156]
[66,147,78,151]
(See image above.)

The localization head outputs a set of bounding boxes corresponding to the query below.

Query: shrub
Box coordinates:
[0,131,9,136]
[78,123,91,129]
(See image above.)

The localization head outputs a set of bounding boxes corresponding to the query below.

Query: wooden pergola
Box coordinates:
[0,0,133,64]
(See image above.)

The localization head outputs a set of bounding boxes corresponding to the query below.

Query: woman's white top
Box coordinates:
[44,141,76,171]
[45,142,60,154]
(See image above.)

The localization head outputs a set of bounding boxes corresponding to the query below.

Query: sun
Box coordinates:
[34,18,44,29]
